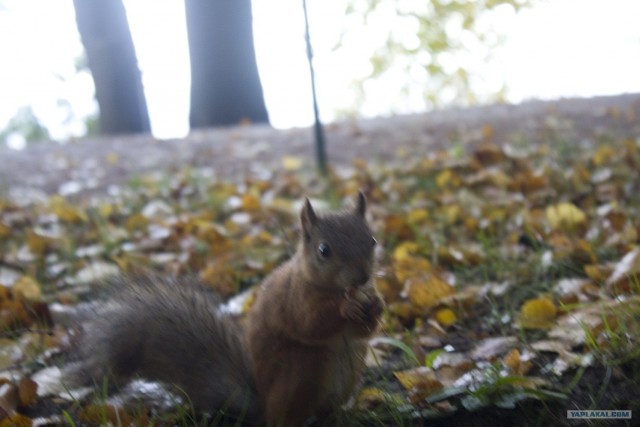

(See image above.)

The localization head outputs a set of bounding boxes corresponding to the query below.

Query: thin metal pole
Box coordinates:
[302,0,327,174]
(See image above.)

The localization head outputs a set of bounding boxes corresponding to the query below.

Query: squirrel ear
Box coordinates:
[301,198,317,236]
[354,191,366,217]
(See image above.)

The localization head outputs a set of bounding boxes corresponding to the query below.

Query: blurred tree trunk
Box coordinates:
[73,0,150,134]
[185,0,269,128]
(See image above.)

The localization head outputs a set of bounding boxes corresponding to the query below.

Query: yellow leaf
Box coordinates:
[584,264,609,283]
[26,231,51,256]
[393,256,432,283]
[49,195,87,223]
[434,308,457,326]
[503,348,520,371]
[241,194,261,212]
[98,203,114,218]
[394,367,444,402]
[282,155,303,171]
[443,205,461,224]
[545,202,586,230]
[407,208,429,225]
[13,276,41,301]
[200,260,237,297]
[407,274,454,312]
[106,152,119,165]
[592,145,614,167]
[0,222,10,239]
[393,242,419,262]
[436,169,459,188]
[520,297,557,329]
[394,367,441,391]
[125,213,149,233]
[481,124,494,141]
[355,387,388,410]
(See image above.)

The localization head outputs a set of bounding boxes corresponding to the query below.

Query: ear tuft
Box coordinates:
[301,197,317,236]
[354,191,366,217]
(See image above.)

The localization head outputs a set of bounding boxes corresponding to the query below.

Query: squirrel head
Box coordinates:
[298,192,376,291]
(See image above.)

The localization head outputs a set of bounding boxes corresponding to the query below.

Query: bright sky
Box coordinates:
[0,0,639,143]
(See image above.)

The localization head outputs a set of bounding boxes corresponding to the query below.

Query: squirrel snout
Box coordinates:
[353,270,370,287]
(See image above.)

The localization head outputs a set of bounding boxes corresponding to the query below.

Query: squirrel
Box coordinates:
[75,192,383,426]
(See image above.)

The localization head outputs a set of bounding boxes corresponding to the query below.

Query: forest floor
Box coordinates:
[1,93,639,199]
[0,93,639,426]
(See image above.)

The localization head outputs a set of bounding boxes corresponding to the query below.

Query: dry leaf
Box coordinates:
[0,382,19,419]
[0,413,32,427]
[281,155,303,171]
[394,367,444,402]
[545,202,586,230]
[503,349,533,375]
[12,276,41,301]
[605,248,640,295]
[434,308,456,326]
[354,387,388,410]
[17,379,37,407]
[470,336,518,360]
[519,297,557,329]
[407,274,454,313]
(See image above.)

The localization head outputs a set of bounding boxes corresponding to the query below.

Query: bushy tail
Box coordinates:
[75,275,261,423]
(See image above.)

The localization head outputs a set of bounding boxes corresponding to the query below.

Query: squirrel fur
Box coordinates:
[76,192,383,426]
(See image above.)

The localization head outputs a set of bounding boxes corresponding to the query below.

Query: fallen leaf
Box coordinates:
[394,367,444,402]
[0,413,32,427]
[354,387,389,410]
[545,202,586,230]
[519,297,557,329]
[12,276,41,301]
[434,308,456,326]
[470,336,518,360]
[17,379,37,407]
[0,382,19,419]
[406,274,454,313]
[503,349,532,375]
[281,155,303,171]
[605,248,640,295]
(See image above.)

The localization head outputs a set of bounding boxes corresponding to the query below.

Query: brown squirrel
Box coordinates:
[76,192,383,426]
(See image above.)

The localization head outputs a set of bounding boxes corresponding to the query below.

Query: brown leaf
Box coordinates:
[0,382,19,419]
[473,143,506,165]
[17,379,37,407]
[0,413,32,427]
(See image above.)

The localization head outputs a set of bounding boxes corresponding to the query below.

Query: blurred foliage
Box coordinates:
[0,106,50,147]
[336,0,534,116]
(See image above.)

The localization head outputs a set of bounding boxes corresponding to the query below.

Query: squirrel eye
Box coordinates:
[318,242,331,258]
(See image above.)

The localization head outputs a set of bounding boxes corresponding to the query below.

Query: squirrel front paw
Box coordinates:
[341,287,383,329]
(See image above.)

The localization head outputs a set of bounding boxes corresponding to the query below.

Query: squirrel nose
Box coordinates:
[355,271,370,287]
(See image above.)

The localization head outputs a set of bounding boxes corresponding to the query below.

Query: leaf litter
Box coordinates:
[0,128,639,424]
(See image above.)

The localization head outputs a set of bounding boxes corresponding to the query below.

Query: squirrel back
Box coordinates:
[76,275,261,423]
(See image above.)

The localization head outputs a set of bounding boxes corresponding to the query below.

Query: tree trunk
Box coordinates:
[73,0,150,134]
[185,0,269,128]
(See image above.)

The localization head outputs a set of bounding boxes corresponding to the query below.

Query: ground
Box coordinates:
[0,93,639,426]
[2,93,639,198]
